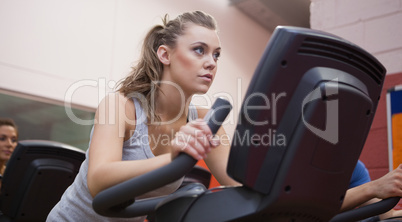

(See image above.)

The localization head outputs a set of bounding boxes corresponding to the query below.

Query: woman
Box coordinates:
[47,11,238,221]
[0,118,18,189]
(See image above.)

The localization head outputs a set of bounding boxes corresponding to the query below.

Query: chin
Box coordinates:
[188,82,212,95]
[195,88,209,95]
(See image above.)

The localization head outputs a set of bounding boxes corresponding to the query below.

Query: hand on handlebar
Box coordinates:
[370,164,402,200]
[171,119,220,161]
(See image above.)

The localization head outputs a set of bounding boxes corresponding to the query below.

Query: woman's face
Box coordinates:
[164,23,221,96]
[0,125,17,162]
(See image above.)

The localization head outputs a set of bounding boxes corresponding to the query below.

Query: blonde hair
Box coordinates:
[117,11,218,123]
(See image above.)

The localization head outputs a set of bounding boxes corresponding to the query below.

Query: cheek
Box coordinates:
[175,51,197,71]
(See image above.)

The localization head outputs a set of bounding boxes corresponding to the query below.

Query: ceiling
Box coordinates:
[230,0,311,31]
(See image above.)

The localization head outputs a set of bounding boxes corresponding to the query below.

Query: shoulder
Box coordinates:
[354,160,369,176]
[97,92,131,107]
[349,160,371,188]
[95,92,136,125]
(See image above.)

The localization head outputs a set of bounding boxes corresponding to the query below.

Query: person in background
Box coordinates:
[343,160,402,221]
[0,118,18,189]
[349,160,371,189]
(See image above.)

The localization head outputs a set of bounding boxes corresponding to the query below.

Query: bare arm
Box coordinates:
[341,182,377,211]
[87,93,171,197]
[88,94,223,197]
[341,164,402,212]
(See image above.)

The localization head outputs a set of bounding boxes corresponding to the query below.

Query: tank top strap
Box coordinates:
[188,102,199,122]
[132,98,148,125]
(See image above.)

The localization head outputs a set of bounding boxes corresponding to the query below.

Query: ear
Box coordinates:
[157,45,170,65]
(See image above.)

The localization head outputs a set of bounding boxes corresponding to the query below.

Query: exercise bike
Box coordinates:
[92,26,399,221]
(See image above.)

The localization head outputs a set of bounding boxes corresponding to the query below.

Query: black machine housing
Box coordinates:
[0,140,85,222]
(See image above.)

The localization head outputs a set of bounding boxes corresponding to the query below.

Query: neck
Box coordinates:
[0,162,6,175]
[155,83,193,124]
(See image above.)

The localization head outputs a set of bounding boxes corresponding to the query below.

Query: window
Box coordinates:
[0,90,95,150]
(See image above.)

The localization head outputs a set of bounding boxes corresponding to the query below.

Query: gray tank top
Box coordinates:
[47,98,198,222]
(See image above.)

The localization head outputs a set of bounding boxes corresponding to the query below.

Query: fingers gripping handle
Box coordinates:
[92,98,232,218]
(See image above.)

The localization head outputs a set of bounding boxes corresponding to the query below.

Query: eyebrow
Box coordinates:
[0,134,16,138]
[191,41,221,51]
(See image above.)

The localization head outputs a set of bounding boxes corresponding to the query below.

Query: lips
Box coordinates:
[200,74,213,82]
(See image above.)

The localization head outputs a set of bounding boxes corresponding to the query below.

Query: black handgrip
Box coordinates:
[330,196,400,222]
[203,97,233,134]
[92,98,232,218]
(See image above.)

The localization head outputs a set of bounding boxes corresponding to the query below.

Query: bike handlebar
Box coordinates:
[92,98,232,217]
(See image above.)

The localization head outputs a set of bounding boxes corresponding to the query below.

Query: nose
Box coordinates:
[5,138,15,148]
[204,55,217,71]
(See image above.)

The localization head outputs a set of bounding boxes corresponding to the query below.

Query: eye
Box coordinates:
[11,138,17,143]
[194,46,204,55]
[0,136,5,141]
[213,51,221,61]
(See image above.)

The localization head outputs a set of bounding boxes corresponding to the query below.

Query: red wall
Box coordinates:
[360,72,402,180]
